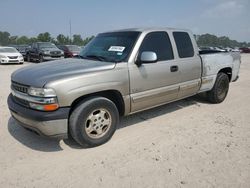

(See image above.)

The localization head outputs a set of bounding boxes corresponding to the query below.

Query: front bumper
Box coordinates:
[43,55,64,61]
[8,95,70,138]
[0,57,24,64]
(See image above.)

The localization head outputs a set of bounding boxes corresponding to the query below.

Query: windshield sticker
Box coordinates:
[117,52,123,56]
[108,46,125,52]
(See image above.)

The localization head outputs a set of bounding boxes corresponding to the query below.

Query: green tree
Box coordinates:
[0,31,10,45]
[82,35,94,46]
[9,36,18,45]
[56,34,70,44]
[72,34,83,45]
[29,37,38,43]
[16,36,30,44]
[37,32,52,42]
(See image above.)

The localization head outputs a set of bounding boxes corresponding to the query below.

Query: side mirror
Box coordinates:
[136,51,157,66]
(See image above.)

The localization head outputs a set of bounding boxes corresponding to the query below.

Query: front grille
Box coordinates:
[11,81,28,94]
[50,51,61,55]
[8,56,18,59]
[13,96,30,107]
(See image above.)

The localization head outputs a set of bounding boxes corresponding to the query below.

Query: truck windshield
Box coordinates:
[79,31,141,62]
[38,43,56,49]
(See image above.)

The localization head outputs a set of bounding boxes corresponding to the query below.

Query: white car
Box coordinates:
[0,47,24,64]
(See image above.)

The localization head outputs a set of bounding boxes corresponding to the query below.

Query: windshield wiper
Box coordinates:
[78,54,116,62]
[85,55,108,62]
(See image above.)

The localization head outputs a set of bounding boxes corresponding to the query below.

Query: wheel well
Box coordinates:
[69,90,125,116]
[218,67,232,81]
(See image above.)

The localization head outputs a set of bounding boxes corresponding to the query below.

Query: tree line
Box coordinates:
[0,30,249,48]
[0,31,94,46]
[195,34,250,48]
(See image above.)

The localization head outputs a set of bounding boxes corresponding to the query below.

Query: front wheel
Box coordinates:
[207,72,229,103]
[27,54,31,62]
[38,54,44,63]
[69,97,119,147]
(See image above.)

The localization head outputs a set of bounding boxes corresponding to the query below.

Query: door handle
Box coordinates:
[170,65,178,72]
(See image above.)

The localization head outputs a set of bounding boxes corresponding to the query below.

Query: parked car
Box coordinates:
[8,28,240,147]
[199,46,224,54]
[214,47,226,52]
[239,47,250,53]
[0,46,24,64]
[26,42,64,62]
[13,45,31,60]
[57,45,81,58]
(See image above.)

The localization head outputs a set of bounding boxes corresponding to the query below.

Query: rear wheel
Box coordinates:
[69,97,119,147]
[207,72,229,103]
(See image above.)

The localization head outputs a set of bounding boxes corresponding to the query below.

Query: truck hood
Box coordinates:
[11,58,116,87]
[41,47,61,51]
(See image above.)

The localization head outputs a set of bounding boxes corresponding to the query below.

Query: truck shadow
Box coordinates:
[8,117,64,152]
[8,95,209,151]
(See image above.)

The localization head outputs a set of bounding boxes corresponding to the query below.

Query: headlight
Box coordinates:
[18,55,23,59]
[43,51,50,55]
[0,54,6,58]
[28,87,58,111]
[28,87,57,97]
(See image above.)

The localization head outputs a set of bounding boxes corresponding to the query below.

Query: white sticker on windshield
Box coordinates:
[108,46,125,52]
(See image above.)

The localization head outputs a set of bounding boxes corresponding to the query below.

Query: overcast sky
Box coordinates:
[0,0,249,42]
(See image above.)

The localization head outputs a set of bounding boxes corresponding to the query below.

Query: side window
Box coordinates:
[173,32,194,58]
[139,32,173,61]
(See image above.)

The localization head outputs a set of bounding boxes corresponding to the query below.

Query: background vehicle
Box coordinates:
[240,47,250,53]
[8,28,241,147]
[0,47,24,64]
[57,45,81,58]
[26,42,64,62]
[11,45,31,60]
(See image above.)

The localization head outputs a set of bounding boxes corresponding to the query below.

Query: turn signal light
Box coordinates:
[29,102,59,111]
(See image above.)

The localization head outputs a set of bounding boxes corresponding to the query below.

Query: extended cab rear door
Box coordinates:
[171,31,202,98]
[129,31,181,112]
[30,43,39,59]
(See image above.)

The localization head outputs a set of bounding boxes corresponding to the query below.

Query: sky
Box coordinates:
[0,0,249,42]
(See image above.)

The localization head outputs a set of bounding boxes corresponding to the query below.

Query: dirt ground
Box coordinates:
[0,54,250,188]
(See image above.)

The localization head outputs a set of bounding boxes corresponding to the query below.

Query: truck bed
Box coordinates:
[199,51,241,92]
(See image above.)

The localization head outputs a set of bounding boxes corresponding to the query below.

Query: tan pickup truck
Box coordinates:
[8,28,241,147]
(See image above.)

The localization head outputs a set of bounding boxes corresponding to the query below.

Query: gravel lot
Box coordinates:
[0,54,250,188]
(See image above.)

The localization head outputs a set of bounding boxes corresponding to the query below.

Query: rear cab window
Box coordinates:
[139,31,174,61]
[173,32,194,58]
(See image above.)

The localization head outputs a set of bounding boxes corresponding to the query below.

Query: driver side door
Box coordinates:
[129,31,181,112]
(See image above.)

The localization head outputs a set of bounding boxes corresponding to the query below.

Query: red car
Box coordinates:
[240,47,250,53]
[57,45,81,58]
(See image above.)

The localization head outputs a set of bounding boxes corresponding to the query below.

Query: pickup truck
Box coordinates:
[8,28,241,147]
[26,42,64,63]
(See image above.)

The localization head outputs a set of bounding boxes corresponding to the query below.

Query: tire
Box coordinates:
[27,54,31,62]
[38,54,44,63]
[207,72,229,103]
[69,97,119,147]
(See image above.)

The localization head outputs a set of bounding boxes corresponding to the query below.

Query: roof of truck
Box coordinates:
[104,27,192,33]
